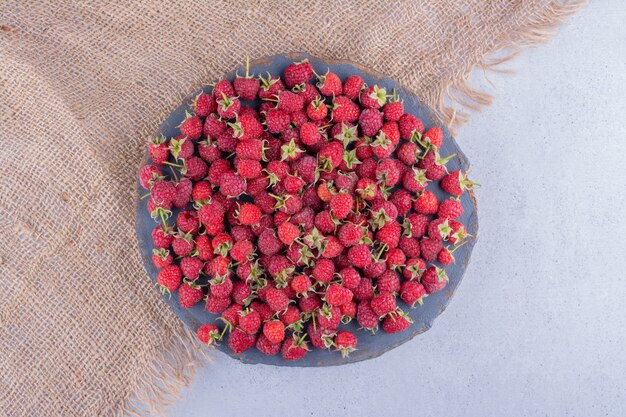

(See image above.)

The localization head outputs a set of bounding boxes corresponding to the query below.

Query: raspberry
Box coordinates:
[325,284,353,306]
[347,244,372,269]
[398,113,424,140]
[283,60,314,88]
[342,75,365,100]
[414,190,439,214]
[359,109,383,137]
[157,265,182,292]
[357,301,379,330]
[329,193,354,220]
[331,96,360,123]
[180,114,203,140]
[192,92,216,117]
[370,291,396,317]
[178,282,204,308]
[312,259,335,284]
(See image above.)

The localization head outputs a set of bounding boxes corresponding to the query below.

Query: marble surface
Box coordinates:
[168,3,626,416]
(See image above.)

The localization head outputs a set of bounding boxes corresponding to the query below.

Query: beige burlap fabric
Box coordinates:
[0,1,582,415]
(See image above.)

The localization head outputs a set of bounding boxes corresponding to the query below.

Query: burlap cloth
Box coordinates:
[0,1,582,415]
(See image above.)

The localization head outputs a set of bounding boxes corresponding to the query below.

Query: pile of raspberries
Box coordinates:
[139,59,476,361]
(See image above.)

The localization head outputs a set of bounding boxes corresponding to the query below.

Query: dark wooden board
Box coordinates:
[135,52,478,367]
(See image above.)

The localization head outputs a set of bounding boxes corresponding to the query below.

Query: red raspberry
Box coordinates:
[191,181,213,203]
[389,189,413,217]
[150,180,176,206]
[342,75,365,100]
[437,247,455,265]
[277,222,300,245]
[403,257,426,280]
[317,72,342,96]
[180,114,203,140]
[383,100,404,121]
[281,335,309,361]
[376,222,402,248]
[213,79,235,99]
[265,288,290,312]
[382,310,412,333]
[331,96,360,123]
[338,267,361,290]
[239,309,261,334]
[347,244,372,269]
[299,293,322,313]
[197,323,220,346]
[404,214,430,238]
[357,301,379,331]
[423,127,443,149]
[306,96,328,120]
[299,122,322,146]
[325,284,353,306]
[222,304,243,326]
[234,69,260,101]
[217,94,241,119]
[398,237,421,258]
[414,190,439,214]
[364,260,386,279]
[231,281,252,305]
[353,277,374,301]
[398,113,425,140]
[170,136,194,160]
[250,301,274,322]
[385,248,406,271]
[376,158,401,186]
[403,167,429,193]
[330,193,353,220]
[397,142,420,166]
[176,209,198,234]
[279,305,301,326]
[230,239,254,263]
[152,248,173,269]
[355,157,377,180]
[340,300,357,319]
[203,115,227,139]
[359,109,383,137]
[312,259,335,284]
[172,233,194,257]
[236,203,261,226]
[266,108,292,134]
[195,235,214,261]
[256,334,281,355]
[149,137,170,165]
[139,165,163,189]
[428,218,453,241]
[438,197,463,219]
[157,265,182,292]
[219,172,247,198]
[377,270,401,293]
[418,150,454,181]
[228,328,257,354]
[283,60,314,88]
[360,85,387,109]
[318,304,342,330]
[217,130,238,152]
[441,170,478,196]
[263,320,285,344]
[182,156,207,181]
[274,90,304,113]
[178,282,204,308]
[259,74,286,99]
[318,141,344,171]
[334,331,357,357]
[192,92,216,117]
[152,225,173,249]
[422,266,449,294]
[370,292,396,317]
[420,238,443,262]
[180,256,203,280]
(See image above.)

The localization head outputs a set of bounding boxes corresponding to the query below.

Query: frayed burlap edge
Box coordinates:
[121,3,585,415]
[440,1,586,130]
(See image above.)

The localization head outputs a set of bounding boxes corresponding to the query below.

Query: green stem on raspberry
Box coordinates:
[163,161,184,169]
